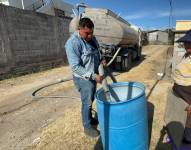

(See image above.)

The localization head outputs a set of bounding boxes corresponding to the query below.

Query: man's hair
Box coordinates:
[79,17,94,29]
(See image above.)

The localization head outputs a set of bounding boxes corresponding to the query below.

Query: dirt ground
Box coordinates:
[0,45,173,150]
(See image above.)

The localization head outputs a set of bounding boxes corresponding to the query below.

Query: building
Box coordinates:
[0,0,37,10]
[36,0,73,17]
[172,20,191,72]
[0,0,9,5]
[147,30,169,45]
[0,0,73,17]
[176,20,191,31]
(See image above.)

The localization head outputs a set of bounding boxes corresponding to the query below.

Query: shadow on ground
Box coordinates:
[155,121,186,150]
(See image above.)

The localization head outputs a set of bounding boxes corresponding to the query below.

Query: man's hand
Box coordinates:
[95,74,102,83]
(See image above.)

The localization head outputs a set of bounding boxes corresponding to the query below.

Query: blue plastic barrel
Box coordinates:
[96,82,148,150]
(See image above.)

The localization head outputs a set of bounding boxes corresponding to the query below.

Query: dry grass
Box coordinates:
[26,105,101,150]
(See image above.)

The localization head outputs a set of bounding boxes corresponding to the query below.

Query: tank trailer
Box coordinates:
[69,4,142,71]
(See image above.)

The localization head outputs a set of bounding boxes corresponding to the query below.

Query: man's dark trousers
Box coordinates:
[73,76,96,128]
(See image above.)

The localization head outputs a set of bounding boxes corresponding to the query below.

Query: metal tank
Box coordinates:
[70,7,140,47]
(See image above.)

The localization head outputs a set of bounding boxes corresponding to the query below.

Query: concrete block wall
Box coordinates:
[0,4,71,79]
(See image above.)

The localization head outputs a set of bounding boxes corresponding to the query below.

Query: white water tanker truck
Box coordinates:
[69,4,142,71]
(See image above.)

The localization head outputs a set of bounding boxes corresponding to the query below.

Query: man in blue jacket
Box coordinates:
[65,18,102,137]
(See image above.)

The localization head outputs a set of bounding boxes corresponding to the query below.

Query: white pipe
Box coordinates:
[106,47,122,67]
[21,0,24,9]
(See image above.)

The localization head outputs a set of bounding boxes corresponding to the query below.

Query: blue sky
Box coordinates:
[64,0,191,30]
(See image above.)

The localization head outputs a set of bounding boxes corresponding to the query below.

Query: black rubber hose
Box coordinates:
[31,78,79,100]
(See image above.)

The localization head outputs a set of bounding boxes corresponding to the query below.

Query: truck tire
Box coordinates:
[121,53,132,71]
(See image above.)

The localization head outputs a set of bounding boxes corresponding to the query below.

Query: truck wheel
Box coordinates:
[121,53,132,71]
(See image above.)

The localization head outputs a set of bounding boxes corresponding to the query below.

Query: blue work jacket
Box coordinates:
[65,31,101,80]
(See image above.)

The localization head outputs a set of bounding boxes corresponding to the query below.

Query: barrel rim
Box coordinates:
[96,81,145,104]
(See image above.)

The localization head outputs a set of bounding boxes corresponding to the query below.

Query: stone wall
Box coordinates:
[0,4,71,79]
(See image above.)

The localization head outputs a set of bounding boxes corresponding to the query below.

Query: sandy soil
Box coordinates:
[0,45,173,150]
